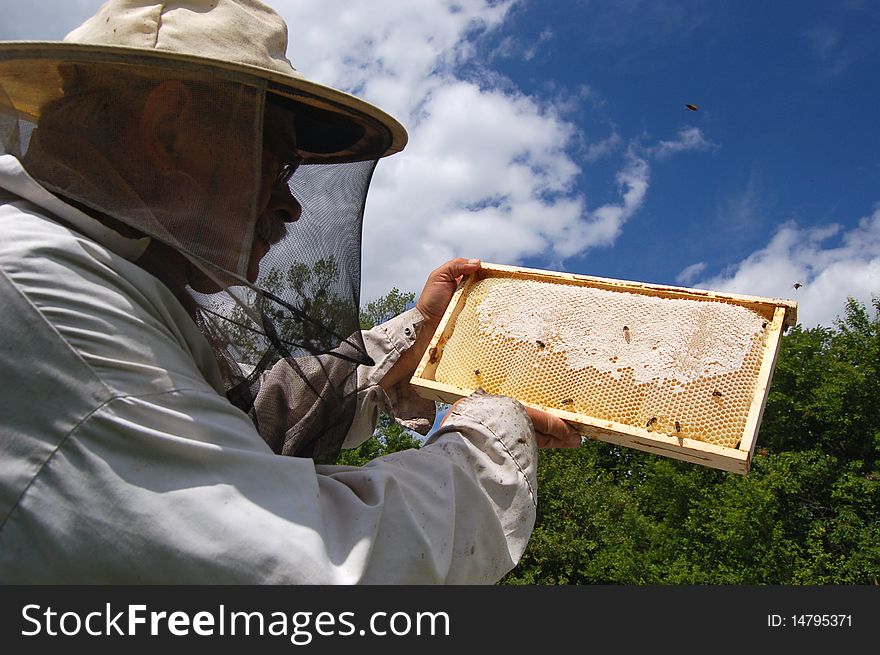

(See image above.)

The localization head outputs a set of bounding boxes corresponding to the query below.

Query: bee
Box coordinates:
[536,340,546,349]
[428,347,439,364]
[712,390,723,397]
[675,420,681,433]
[761,322,768,329]
[793,282,803,290]
[560,398,573,406]
[685,103,699,111]
[474,369,481,376]
[623,325,631,344]
[646,417,657,430]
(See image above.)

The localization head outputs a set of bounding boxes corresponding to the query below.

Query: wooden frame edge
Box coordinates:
[738,306,787,461]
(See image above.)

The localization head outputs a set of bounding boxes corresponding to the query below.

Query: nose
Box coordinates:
[268,184,302,223]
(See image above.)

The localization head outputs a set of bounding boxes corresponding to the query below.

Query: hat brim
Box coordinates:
[0,42,408,163]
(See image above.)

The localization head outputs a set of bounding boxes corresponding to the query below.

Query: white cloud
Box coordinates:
[273,0,662,302]
[523,28,554,61]
[489,27,553,62]
[676,261,707,286]
[803,23,877,79]
[558,148,649,256]
[273,0,724,302]
[693,207,880,328]
[8,1,715,307]
[584,128,622,163]
[277,0,516,123]
[650,126,717,160]
[718,170,763,231]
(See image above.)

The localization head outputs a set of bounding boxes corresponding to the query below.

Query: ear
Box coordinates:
[137,81,193,172]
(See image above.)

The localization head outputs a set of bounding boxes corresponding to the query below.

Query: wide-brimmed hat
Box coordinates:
[0,0,408,162]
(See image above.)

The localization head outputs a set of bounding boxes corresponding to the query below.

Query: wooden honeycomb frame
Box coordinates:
[411,263,797,474]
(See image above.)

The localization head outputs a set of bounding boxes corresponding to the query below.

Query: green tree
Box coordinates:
[360,287,415,330]
[761,297,880,462]
[269,257,361,355]
[331,286,424,465]
[221,267,425,463]
[221,257,363,366]
[334,413,424,466]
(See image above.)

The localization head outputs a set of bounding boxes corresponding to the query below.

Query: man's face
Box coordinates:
[247,102,304,282]
[135,83,305,291]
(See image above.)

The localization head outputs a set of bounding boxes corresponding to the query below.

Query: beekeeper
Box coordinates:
[0,0,578,583]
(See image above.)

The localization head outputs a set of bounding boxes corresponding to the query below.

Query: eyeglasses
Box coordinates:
[263,119,303,190]
[263,99,303,190]
[273,152,303,190]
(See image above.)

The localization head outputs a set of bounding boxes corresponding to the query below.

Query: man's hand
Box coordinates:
[416,258,482,326]
[387,257,583,449]
[442,396,581,449]
[522,405,582,448]
[379,258,481,392]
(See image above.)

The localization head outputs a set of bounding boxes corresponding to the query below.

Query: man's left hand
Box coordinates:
[416,258,481,325]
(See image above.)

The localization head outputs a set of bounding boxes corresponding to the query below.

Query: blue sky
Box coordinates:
[3,0,878,328]
[499,1,880,301]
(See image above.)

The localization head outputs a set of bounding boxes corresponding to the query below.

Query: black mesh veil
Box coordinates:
[192,156,380,461]
[0,52,388,462]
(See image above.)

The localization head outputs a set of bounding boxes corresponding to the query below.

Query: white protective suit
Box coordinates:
[0,154,538,584]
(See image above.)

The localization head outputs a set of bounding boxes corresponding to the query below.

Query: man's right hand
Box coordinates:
[521,404,582,448]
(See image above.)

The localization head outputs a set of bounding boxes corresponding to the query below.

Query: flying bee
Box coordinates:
[685,103,699,111]
[646,417,657,430]
[623,325,631,344]
[536,340,546,349]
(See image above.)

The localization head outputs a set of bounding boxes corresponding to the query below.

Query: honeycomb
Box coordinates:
[433,275,773,449]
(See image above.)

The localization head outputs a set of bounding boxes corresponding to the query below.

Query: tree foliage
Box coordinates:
[224,257,361,366]
[334,413,425,467]
[226,267,424,462]
[360,287,415,330]
[333,286,424,465]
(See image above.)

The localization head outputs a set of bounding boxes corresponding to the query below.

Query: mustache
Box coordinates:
[255,211,289,245]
